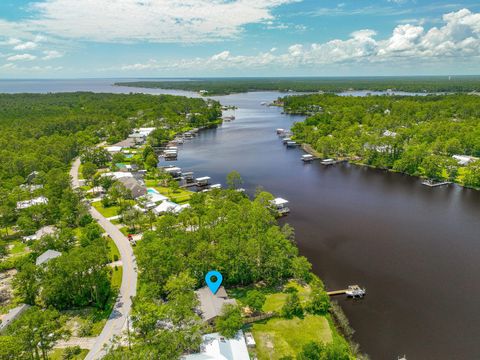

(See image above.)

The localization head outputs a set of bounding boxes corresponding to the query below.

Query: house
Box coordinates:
[102,172,134,180]
[195,286,237,324]
[152,201,188,215]
[145,189,169,204]
[117,177,147,199]
[0,304,30,333]
[16,196,48,210]
[22,225,57,242]
[86,186,106,196]
[382,130,397,137]
[36,249,62,266]
[112,138,136,148]
[105,145,123,153]
[183,331,250,360]
[452,155,478,166]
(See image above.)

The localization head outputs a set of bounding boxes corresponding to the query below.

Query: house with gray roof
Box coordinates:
[117,177,147,199]
[195,286,237,324]
[36,249,62,266]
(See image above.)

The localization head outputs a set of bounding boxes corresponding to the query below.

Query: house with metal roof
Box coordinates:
[183,331,250,360]
[36,249,62,266]
[195,286,237,324]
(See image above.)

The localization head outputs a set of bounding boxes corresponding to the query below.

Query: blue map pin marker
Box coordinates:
[205,270,223,294]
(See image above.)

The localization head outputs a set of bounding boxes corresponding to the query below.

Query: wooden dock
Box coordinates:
[327,289,348,296]
[327,284,365,297]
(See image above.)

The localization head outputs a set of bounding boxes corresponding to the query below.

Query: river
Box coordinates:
[2,80,480,359]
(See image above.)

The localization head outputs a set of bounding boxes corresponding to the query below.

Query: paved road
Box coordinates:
[70,158,137,359]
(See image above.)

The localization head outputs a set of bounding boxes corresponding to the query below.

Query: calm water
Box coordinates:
[2,80,480,359]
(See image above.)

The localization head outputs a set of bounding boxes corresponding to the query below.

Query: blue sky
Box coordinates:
[0,0,479,78]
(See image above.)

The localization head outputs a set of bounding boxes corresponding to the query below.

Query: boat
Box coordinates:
[302,154,314,162]
[321,158,336,165]
[286,141,298,148]
[345,285,366,298]
[271,197,290,215]
[196,176,211,187]
[276,128,285,135]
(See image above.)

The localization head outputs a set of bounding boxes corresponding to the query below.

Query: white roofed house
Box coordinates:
[152,201,189,215]
[183,331,250,360]
[452,155,478,166]
[16,196,48,210]
[105,146,123,153]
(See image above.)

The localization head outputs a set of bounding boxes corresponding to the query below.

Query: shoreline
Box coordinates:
[300,142,480,191]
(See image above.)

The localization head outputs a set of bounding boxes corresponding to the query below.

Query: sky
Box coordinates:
[0,0,479,78]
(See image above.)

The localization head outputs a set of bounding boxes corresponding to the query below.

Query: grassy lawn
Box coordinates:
[263,282,310,313]
[111,266,123,289]
[106,237,120,262]
[7,239,28,256]
[251,315,333,360]
[49,348,88,360]
[144,180,193,204]
[91,201,121,218]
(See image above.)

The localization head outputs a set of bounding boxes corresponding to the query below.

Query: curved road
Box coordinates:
[70,158,137,359]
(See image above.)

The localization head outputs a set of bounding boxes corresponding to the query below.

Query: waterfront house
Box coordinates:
[182,331,250,360]
[195,286,237,324]
[153,200,183,215]
[102,171,134,180]
[36,249,62,266]
[117,177,147,199]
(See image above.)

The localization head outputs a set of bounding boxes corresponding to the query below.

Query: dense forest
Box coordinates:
[0,93,222,359]
[115,76,480,95]
[285,94,480,187]
[104,187,351,359]
[0,92,221,231]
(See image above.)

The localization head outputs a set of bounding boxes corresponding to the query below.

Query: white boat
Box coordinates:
[271,197,290,215]
[302,154,314,162]
[286,141,298,148]
[196,176,211,186]
[321,158,336,165]
[345,285,366,298]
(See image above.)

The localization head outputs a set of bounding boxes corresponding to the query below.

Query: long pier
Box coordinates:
[327,289,349,296]
[327,284,365,297]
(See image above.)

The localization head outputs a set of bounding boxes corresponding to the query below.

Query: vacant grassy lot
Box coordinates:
[252,315,332,359]
[91,201,121,218]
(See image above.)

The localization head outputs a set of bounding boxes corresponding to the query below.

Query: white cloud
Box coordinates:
[7,53,37,61]
[113,8,480,72]
[13,41,38,50]
[42,50,63,60]
[11,0,298,43]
